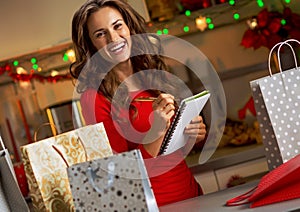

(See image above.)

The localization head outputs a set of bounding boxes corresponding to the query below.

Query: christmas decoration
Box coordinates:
[241,7,300,50]
[0,63,72,83]
[180,0,212,11]
[227,174,246,188]
[238,97,256,120]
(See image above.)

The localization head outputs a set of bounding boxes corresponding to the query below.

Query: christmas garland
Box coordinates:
[241,7,300,50]
[0,64,72,83]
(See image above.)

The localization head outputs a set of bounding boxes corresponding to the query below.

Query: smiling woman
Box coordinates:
[87,7,132,64]
[69,0,207,208]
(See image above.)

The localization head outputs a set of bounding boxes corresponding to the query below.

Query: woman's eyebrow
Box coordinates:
[92,19,123,35]
[112,19,123,25]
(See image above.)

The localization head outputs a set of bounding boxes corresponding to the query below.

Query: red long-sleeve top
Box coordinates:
[80,89,202,206]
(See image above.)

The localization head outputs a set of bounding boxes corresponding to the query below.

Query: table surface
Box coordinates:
[159,180,300,212]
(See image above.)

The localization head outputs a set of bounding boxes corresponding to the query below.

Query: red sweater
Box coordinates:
[80,89,202,206]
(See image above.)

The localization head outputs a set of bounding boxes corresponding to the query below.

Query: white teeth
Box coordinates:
[110,42,125,52]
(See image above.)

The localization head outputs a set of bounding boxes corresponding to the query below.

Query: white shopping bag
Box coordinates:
[250,39,300,170]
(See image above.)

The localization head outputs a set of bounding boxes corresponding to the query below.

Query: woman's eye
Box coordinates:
[114,23,122,30]
[95,31,105,38]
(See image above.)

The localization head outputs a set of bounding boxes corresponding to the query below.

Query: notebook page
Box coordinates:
[162,92,210,155]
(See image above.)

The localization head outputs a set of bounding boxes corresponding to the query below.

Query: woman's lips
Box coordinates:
[108,41,126,54]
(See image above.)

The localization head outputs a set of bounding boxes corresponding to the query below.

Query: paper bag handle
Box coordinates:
[52,145,70,167]
[268,39,300,76]
[277,39,300,73]
[86,161,115,194]
[52,136,88,167]
[226,186,257,206]
[34,122,58,142]
[0,136,6,150]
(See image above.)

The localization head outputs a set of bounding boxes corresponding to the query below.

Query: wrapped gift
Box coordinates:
[21,122,113,212]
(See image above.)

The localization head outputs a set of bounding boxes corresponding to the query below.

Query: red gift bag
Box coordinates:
[13,162,29,197]
[226,153,300,208]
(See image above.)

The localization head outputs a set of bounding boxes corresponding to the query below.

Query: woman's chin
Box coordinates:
[108,54,131,65]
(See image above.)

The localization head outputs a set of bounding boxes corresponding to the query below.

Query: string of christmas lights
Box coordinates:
[0,63,72,83]
[0,0,297,84]
[146,0,295,36]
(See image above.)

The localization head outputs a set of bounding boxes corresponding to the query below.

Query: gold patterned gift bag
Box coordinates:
[20,122,113,212]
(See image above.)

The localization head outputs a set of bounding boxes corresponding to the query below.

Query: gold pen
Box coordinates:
[133,97,157,102]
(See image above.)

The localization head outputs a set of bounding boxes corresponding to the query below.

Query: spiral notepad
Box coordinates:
[159,90,210,155]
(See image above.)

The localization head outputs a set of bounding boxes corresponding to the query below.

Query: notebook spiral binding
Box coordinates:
[158,102,187,155]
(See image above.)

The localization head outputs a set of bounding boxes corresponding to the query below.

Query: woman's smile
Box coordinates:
[108,41,126,54]
[87,6,131,63]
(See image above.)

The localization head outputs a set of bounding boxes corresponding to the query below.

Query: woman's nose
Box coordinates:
[108,30,119,43]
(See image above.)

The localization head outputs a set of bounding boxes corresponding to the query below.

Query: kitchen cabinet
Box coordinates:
[187,143,269,194]
[193,170,219,194]
[214,157,268,190]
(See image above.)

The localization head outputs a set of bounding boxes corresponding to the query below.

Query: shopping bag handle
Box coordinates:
[226,186,257,206]
[52,145,70,167]
[277,39,300,73]
[34,122,58,142]
[0,136,6,150]
[268,39,300,76]
[268,40,297,76]
[52,136,88,167]
[86,161,115,194]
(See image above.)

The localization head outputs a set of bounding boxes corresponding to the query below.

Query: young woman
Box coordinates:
[70,0,207,206]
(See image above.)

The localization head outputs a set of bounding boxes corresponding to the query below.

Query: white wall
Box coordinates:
[182,22,269,71]
[182,22,270,121]
[34,80,78,109]
[0,0,86,60]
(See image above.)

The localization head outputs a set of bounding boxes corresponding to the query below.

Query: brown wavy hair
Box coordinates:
[69,0,181,126]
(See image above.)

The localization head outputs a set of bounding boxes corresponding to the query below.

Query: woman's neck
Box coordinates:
[113,59,133,81]
[113,60,140,92]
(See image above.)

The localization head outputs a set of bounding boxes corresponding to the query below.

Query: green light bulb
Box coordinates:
[281,19,287,25]
[163,28,169,34]
[208,23,214,30]
[63,53,69,62]
[233,13,240,20]
[13,60,19,66]
[157,30,163,35]
[31,57,37,64]
[185,10,191,17]
[32,64,38,70]
[257,0,264,7]
[183,26,189,32]
[206,17,212,24]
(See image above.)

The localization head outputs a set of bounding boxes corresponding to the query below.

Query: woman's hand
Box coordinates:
[143,93,175,156]
[184,116,207,144]
[151,93,176,137]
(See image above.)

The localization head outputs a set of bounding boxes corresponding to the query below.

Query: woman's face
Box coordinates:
[87,6,131,64]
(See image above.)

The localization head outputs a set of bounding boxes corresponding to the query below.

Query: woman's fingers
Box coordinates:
[184,116,207,142]
[190,116,203,124]
[164,103,176,114]
[152,93,175,111]
[151,93,175,133]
